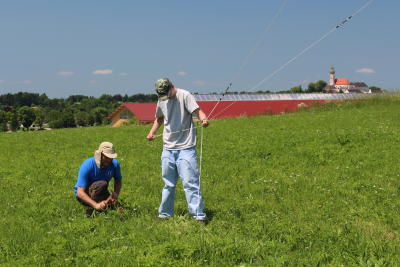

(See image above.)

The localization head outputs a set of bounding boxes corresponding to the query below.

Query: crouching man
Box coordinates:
[74,141,122,215]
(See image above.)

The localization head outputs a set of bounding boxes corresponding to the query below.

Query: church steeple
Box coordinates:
[329,66,335,86]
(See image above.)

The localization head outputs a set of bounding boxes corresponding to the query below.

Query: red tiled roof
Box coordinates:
[123,103,157,122]
[335,78,350,85]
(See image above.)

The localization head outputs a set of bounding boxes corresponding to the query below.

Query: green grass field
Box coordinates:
[1,95,400,266]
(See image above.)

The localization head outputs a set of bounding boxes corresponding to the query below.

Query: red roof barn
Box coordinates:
[108,103,156,127]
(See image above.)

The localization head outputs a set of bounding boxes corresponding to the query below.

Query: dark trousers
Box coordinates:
[77,180,110,215]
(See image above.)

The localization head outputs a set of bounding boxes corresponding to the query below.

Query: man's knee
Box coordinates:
[178,159,198,181]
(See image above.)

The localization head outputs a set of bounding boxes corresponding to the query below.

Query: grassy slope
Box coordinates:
[1,96,399,266]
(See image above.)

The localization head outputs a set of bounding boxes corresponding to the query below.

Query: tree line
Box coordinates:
[0,92,157,132]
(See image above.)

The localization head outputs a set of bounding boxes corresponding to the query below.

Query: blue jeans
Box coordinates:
[158,147,206,220]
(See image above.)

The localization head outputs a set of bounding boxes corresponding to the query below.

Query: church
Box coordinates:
[324,66,368,93]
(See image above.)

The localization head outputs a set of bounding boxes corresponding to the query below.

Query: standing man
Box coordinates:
[74,141,122,215]
[147,78,208,221]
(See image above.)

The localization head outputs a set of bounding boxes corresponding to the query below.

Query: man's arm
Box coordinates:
[77,187,107,210]
[111,180,122,201]
[146,117,164,141]
[193,108,209,127]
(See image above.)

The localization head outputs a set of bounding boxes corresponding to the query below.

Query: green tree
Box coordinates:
[66,95,89,105]
[18,106,36,130]
[48,110,76,129]
[10,112,19,131]
[49,119,64,129]
[62,110,76,128]
[0,110,8,132]
[34,108,45,129]
[91,107,110,125]
[99,94,113,105]
[75,111,89,126]
[315,80,327,92]
[290,85,303,93]
[369,86,383,93]
[47,110,62,122]
[112,94,123,102]
[88,113,95,126]
[307,80,327,93]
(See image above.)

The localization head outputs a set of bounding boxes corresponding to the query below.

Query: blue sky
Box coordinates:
[0,0,398,98]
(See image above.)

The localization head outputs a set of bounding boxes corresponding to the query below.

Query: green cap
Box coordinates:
[155,78,172,101]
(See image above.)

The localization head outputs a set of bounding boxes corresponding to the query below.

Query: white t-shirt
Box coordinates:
[156,89,199,150]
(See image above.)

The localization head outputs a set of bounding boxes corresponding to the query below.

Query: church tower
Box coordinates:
[329,66,335,86]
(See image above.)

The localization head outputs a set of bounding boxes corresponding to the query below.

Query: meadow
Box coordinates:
[1,95,400,266]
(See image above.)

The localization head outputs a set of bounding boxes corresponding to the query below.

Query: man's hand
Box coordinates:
[111,192,119,205]
[147,117,163,141]
[201,119,209,127]
[194,109,209,128]
[146,133,155,141]
[94,200,107,211]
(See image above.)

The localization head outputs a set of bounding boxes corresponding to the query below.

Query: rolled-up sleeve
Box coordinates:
[156,102,164,118]
[185,93,199,113]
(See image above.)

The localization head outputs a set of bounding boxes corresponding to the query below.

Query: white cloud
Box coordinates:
[93,69,113,75]
[192,80,205,87]
[119,72,128,76]
[177,71,187,76]
[89,80,96,84]
[356,68,375,74]
[57,71,74,76]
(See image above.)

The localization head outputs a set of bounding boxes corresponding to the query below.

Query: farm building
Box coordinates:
[107,93,366,127]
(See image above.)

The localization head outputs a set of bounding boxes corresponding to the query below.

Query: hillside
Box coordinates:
[1,95,399,266]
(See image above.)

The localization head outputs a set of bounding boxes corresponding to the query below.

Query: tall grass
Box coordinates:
[1,95,399,266]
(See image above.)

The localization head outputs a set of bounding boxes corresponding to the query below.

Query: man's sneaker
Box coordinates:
[156,215,170,220]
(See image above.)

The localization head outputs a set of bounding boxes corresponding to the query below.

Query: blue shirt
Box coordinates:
[74,157,122,196]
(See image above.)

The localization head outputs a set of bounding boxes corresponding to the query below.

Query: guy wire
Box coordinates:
[248,0,376,92]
